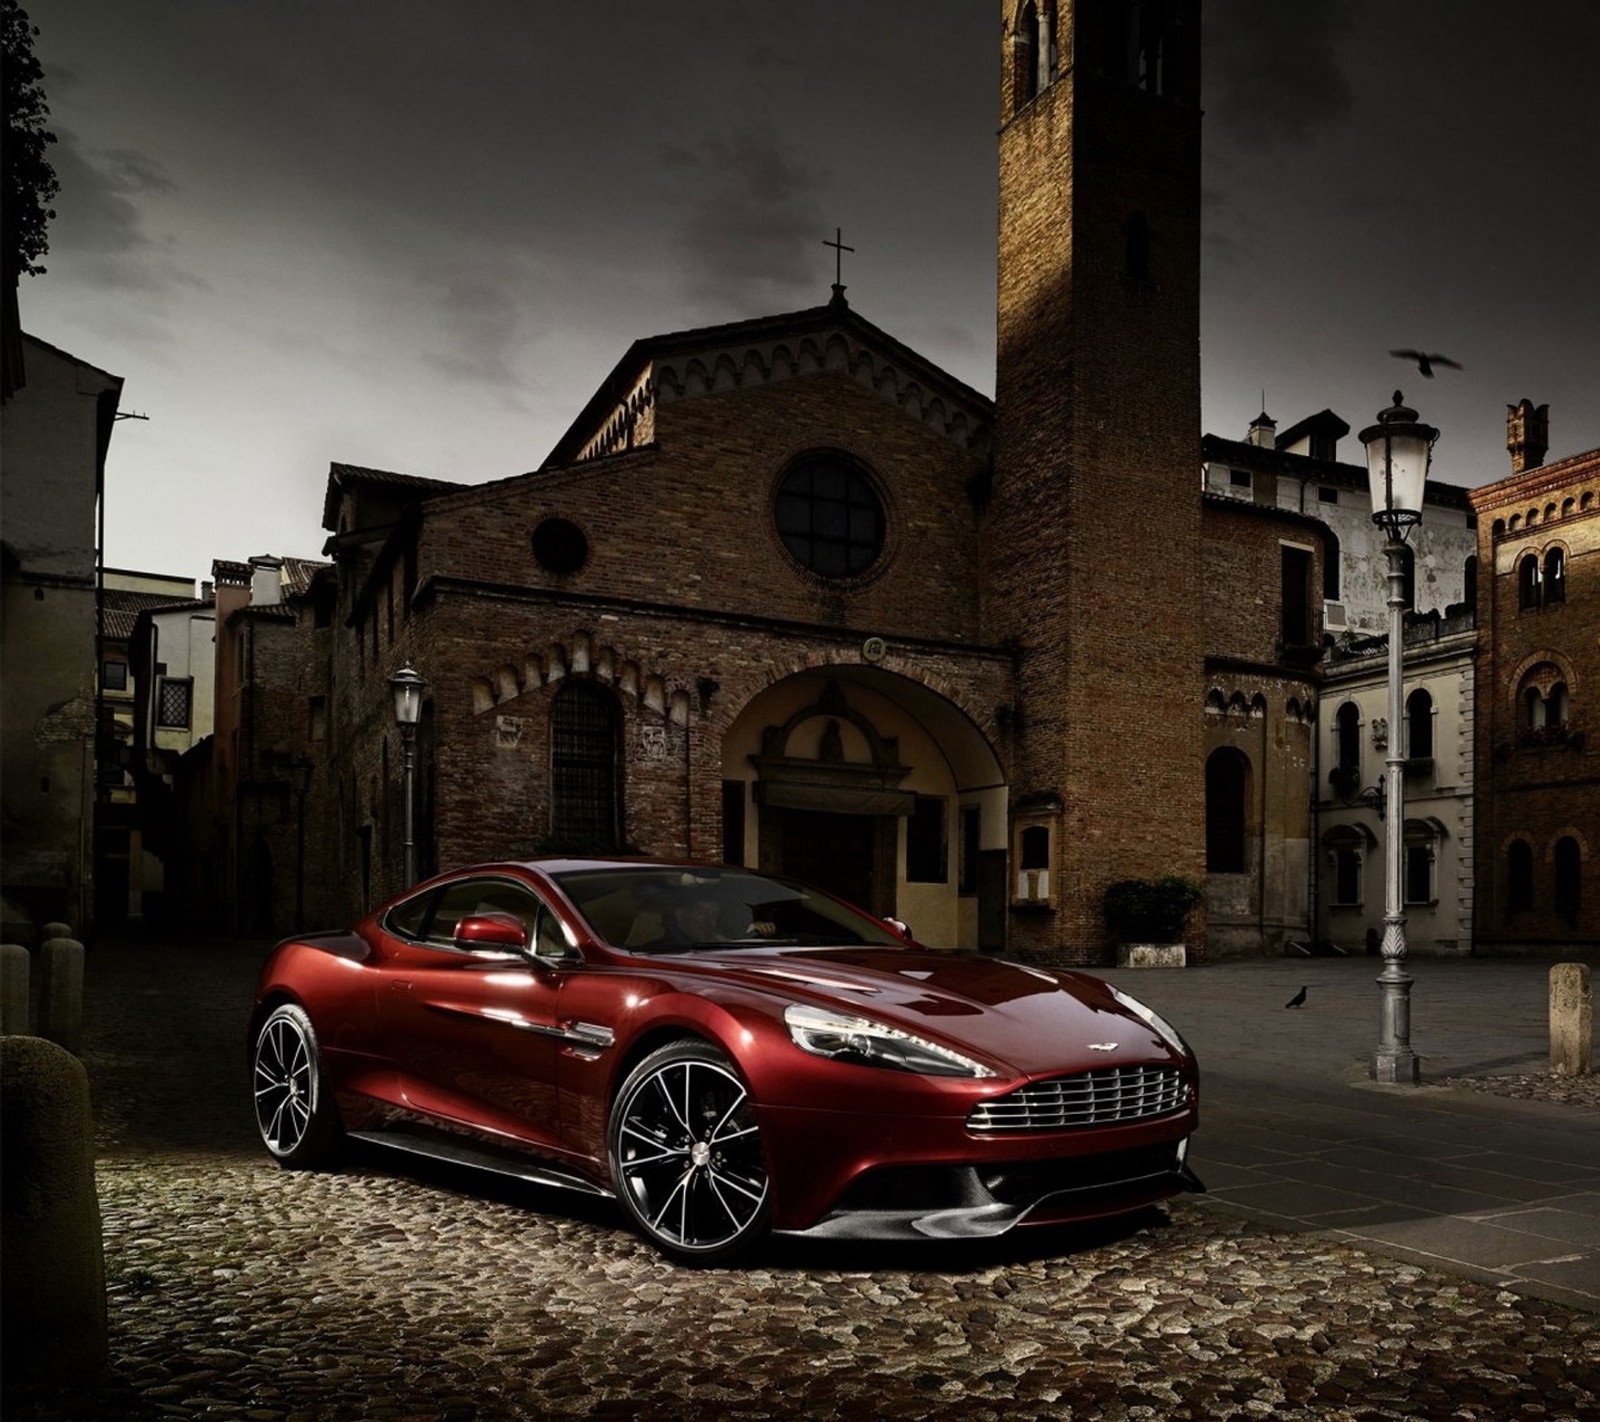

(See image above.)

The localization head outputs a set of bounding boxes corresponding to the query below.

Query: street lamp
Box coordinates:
[290,755,313,930]
[1358,392,1437,1085]
[389,664,425,887]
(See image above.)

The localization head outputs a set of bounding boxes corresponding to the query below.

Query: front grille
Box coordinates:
[968,1066,1187,1134]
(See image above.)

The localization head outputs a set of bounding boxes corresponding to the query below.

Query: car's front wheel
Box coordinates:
[608,1040,770,1265]
[252,1003,343,1168]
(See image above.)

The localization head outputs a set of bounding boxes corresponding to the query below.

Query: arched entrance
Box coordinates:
[721,669,1006,950]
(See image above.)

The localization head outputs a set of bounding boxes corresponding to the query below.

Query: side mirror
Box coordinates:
[886,917,913,942]
[454,912,529,954]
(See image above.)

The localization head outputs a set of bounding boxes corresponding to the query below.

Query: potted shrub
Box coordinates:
[1103,876,1203,967]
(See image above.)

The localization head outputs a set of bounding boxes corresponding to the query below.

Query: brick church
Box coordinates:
[193,1,1336,962]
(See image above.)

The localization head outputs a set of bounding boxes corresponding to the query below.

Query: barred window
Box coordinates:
[551,683,622,851]
[156,677,193,729]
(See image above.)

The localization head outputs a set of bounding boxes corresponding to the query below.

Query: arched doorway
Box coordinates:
[721,669,1006,950]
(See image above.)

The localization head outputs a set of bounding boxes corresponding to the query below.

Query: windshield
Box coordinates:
[550,866,903,953]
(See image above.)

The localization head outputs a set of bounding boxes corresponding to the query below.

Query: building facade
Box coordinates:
[171,2,1350,963]
[1471,414,1598,951]
[1202,405,1482,956]
[0,333,122,938]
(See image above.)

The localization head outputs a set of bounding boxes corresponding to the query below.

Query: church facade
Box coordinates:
[177,2,1348,962]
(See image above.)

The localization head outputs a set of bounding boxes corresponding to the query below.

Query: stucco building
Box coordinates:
[1201,406,1480,957]
[0,333,123,937]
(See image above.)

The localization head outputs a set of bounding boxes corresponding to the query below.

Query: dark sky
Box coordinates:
[20,0,1600,579]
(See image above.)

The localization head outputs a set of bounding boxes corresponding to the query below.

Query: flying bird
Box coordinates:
[1285,986,1308,1009]
[1390,349,1463,378]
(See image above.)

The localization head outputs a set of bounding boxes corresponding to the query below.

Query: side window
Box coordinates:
[383,887,438,941]
[532,905,575,961]
[424,878,543,948]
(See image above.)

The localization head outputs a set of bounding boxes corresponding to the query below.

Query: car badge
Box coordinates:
[1088,1042,1119,1052]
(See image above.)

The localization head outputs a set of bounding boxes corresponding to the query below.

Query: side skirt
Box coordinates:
[347,1129,614,1198]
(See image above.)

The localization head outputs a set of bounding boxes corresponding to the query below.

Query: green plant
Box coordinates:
[1103,876,1202,943]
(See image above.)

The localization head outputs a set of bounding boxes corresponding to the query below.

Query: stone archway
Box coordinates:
[721,667,1007,950]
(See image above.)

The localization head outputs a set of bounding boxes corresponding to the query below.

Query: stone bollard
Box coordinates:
[1,944,30,1035]
[38,939,85,1057]
[1550,963,1593,1077]
[41,921,73,945]
[0,1036,108,1387]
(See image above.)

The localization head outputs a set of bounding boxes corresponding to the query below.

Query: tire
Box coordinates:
[608,1040,770,1265]
[252,1003,344,1169]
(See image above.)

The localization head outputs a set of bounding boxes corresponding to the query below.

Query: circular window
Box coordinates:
[532,517,588,575]
[774,454,885,579]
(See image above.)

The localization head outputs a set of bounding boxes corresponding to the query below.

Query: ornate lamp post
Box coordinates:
[389,664,425,888]
[290,755,313,930]
[1358,393,1437,1085]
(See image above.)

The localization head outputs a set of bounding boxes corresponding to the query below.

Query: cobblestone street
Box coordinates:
[8,939,1600,1421]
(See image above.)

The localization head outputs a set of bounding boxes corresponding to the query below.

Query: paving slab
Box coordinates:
[1100,957,1600,1310]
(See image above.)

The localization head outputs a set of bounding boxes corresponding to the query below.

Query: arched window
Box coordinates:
[1463,554,1477,609]
[1038,0,1058,91]
[1335,702,1361,777]
[1507,840,1534,914]
[1406,688,1433,759]
[1518,663,1573,746]
[1323,529,1341,600]
[1015,3,1039,106]
[1325,826,1364,906]
[1544,547,1566,605]
[1124,212,1150,280]
[1403,821,1435,906]
[1100,0,1136,81]
[1554,836,1582,925]
[550,682,622,851]
[1137,0,1176,94]
[1518,553,1541,610]
[1205,748,1249,873]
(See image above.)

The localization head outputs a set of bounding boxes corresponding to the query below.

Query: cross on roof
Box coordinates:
[823,227,854,304]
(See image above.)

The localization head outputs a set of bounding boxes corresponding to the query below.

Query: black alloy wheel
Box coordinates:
[252,1003,343,1168]
[608,1040,771,1265]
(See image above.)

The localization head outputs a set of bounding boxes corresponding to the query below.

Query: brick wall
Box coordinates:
[990,0,1207,963]
[1472,449,1600,947]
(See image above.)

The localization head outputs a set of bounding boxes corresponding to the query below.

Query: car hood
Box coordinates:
[673,946,1185,1078]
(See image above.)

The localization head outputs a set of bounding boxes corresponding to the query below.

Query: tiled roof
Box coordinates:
[279,556,330,600]
[322,463,458,531]
[101,588,198,642]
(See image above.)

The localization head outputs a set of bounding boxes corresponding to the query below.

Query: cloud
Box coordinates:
[1205,1,1354,152]
[47,128,207,294]
[418,254,533,408]
[659,135,826,316]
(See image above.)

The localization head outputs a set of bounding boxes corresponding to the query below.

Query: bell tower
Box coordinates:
[989,0,1205,961]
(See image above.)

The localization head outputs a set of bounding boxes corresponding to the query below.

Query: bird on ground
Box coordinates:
[1389,349,1462,378]
[1285,986,1308,1009]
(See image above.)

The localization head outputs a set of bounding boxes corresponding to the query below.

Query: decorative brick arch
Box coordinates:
[1506,647,1578,704]
[469,629,690,727]
[1546,827,1591,863]
[706,650,1003,758]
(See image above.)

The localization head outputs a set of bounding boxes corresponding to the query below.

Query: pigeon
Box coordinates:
[1389,349,1462,378]
[1285,986,1308,1009]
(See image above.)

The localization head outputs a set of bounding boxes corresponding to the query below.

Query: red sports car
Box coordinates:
[250,859,1202,1263]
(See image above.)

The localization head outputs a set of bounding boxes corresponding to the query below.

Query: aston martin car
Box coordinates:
[250,858,1202,1263]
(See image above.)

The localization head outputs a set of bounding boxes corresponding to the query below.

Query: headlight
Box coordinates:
[1108,986,1192,1058]
[784,1003,998,1078]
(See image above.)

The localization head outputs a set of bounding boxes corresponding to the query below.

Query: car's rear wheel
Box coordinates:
[253,1003,343,1168]
[608,1040,770,1265]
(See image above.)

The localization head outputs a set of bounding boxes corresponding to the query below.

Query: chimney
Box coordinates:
[1507,399,1549,474]
[249,555,283,607]
[1248,409,1276,448]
